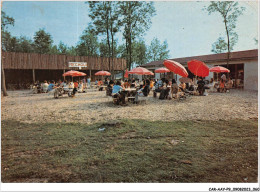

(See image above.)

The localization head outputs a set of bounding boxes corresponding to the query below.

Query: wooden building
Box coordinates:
[1,52,127,89]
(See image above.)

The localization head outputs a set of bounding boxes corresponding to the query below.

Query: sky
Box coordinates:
[1,1,258,59]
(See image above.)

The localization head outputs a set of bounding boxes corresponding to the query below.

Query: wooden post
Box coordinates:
[63,69,65,81]
[32,69,35,83]
[235,64,238,88]
[90,69,92,80]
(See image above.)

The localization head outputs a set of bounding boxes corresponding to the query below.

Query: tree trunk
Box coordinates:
[224,19,230,78]
[1,61,8,96]
[106,6,111,73]
[110,10,115,80]
[128,2,132,71]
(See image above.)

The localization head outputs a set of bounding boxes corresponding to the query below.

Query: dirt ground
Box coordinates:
[1,89,258,124]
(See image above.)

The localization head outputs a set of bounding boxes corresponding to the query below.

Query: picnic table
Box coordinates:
[122,88,138,103]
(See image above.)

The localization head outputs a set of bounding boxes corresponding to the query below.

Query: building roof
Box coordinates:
[141,49,258,68]
[2,52,127,70]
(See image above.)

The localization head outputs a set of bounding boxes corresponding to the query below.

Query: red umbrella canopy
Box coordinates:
[187,60,209,77]
[163,60,188,77]
[155,67,170,73]
[124,69,129,78]
[95,71,111,76]
[63,70,86,77]
[128,67,153,75]
[209,66,230,73]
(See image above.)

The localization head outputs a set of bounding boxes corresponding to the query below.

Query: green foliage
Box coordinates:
[76,26,99,56]
[33,28,53,54]
[205,2,245,53]
[119,1,156,69]
[1,11,15,31]
[132,40,148,66]
[147,38,170,62]
[211,37,228,53]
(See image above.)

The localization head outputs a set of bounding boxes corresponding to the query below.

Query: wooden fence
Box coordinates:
[2,52,127,71]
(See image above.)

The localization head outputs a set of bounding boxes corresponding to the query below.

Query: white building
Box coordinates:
[141,49,258,91]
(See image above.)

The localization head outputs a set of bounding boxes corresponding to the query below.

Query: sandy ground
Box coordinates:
[1,89,258,124]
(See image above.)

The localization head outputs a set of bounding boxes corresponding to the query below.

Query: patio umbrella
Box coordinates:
[187,60,209,77]
[63,70,86,77]
[179,77,192,83]
[155,67,170,73]
[124,69,129,78]
[128,67,153,75]
[95,70,111,76]
[163,60,188,77]
[209,66,230,73]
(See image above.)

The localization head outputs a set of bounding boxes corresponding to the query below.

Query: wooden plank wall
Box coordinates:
[2,52,127,71]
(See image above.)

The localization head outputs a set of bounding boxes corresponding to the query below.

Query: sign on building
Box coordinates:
[69,62,87,69]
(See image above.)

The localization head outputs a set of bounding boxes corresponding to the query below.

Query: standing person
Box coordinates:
[87,76,91,88]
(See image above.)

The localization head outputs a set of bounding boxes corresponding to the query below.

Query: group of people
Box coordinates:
[32,77,92,95]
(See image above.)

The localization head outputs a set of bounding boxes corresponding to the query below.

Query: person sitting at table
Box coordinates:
[208,78,216,92]
[112,81,126,105]
[72,80,79,95]
[137,79,150,97]
[131,80,137,88]
[179,81,186,92]
[98,79,104,91]
[171,79,179,99]
[123,80,130,88]
[104,78,109,86]
[42,80,49,93]
[48,80,55,92]
[153,78,164,97]
[197,77,206,95]
[219,79,225,93]
[78,80,84,93]
[150,79,155,89]
[225,77,233,92]
[106,80,114,96]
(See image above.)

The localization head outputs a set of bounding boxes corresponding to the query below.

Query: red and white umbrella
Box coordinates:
[155,67,170,73]
[63,70,86,77]
[95,71,111,76]
[209,66,230,73]
[163,60,188,77]
[128,67,153,75]
[187,60,209,77]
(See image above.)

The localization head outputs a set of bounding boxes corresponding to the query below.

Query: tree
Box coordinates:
[88,1,121,79]
[33,29,53,54]
[18,36,34,53]
[211,37,228,53]
[76,26,99,56]
[1,11,15,96]
[205,2,245,69]
[147,38,170,62]
[119,1,156,70]
[58,41,68,54]
[132,40,148,66]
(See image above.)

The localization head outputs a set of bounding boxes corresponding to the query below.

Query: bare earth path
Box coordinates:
[1,89,258,124]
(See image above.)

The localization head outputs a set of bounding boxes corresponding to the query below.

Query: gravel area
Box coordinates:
[1,89,258,124]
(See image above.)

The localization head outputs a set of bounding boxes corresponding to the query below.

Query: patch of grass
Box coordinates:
[1,119,258,183]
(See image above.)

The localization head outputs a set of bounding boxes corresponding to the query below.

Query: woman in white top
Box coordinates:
[68,81,74,89]
[42,80,49,93]
[78,81,84,93]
